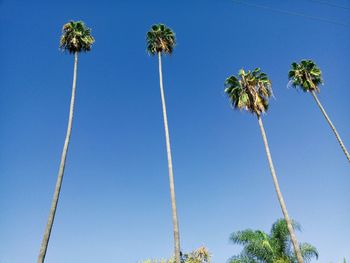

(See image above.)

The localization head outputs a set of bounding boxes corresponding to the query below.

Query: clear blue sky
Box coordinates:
[0,0,349,262]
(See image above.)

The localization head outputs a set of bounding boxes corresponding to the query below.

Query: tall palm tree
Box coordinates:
[288,59,350,162]
[229,219,318,263]
[146,24,181,263]
[37,21,94,263]
[224,68,304,263]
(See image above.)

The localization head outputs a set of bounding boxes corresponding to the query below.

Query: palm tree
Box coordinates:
[288,59,350,162]
[37,21,94,263]
[229,219,318,263]
[146,23,181,263]
[224,68,304,263]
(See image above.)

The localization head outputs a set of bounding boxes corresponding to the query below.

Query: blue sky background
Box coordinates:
[0,0,349,262]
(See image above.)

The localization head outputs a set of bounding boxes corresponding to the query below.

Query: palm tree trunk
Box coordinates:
[311,91,350,162]
[157,52,181,263]
[257,116,304,263]
[37,52,79,263]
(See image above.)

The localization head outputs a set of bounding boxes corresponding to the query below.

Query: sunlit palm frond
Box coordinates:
[181,246,210,263]
[229,220,318,263]
[231,230,274,262]
[270,219,301,261]
[141,247,210,263]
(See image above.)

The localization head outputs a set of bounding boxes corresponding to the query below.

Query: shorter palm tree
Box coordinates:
[229,219,318,263]
[224,68,304,263]
[288,60,350,162]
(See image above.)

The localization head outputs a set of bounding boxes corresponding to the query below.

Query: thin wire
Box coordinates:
[308,0,350,11]
[232,0,350,27]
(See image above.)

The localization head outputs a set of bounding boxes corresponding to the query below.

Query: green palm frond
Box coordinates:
[246,231,275,262]
[231,230,274,262]
[299,243,318,263]
[224,68,272,116]
[229,220,318,263]
[60,20,94,54]
[244,241,274,262]
[288,59,323,92]
[229,253,257,263]
[230,230,260,245]
[270,219,301,261]
[274,257,292,263]
[146,23,176,55]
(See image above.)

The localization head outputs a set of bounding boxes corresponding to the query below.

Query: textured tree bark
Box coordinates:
[257,116,304,263]
[37,52,78,263]
[158,52,181,263]
[311,91,350,162]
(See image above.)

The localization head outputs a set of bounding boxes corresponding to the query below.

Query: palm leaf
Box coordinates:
[228,219,318,263]
[300,243,318,263]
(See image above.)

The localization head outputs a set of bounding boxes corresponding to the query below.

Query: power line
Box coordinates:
[308,0,350,11]
[232,0,350,27]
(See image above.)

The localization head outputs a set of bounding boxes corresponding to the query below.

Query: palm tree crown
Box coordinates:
[288,60,323,92]
[230,219,318,263]
[60,21,95,54]
[146,24,176,55]
[224,68,272,116]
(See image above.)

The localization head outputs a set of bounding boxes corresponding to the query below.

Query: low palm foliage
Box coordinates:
[182,247,210,263]
[141,247,210,263]
[229,219,318,263]
[60,20,95,53]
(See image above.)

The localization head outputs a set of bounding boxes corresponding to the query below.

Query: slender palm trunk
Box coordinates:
[311,91,350,162]
[257,116,304,263]
[37,52,79,263]
[157,52,181,263]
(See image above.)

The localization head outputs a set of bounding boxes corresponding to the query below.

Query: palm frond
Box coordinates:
[228,219,318,263]
[230,230,259,245]
[270,219,301,260]
[300,243,318,263]
[229,253,257,263]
